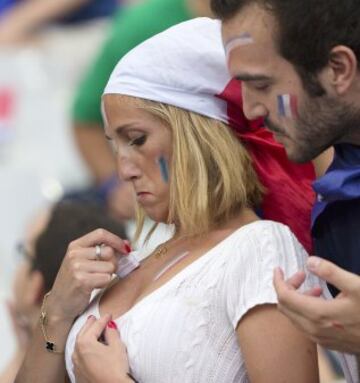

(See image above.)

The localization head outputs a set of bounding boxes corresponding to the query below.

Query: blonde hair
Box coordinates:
[129,98,263,240]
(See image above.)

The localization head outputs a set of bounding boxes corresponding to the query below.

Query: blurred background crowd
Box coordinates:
[0,1,346,382]
[0,0,148,375]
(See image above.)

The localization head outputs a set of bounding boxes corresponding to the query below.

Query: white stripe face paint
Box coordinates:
[225,32,255,58]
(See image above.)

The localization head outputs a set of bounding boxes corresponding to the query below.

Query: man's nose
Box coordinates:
[242,87,268,120]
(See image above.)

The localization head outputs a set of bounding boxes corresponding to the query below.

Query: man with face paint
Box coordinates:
[211,0,360,355]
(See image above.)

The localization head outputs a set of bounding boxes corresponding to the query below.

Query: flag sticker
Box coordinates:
[277,94,298,118]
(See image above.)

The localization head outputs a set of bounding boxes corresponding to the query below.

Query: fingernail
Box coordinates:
[124,243,132,253]
[87,315,95,320]
[307,256,321,271]
[107,320,118,330]
[274,267,283,277]
[332,321,345,331]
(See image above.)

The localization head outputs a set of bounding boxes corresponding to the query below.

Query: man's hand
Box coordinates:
[273,256,360,354]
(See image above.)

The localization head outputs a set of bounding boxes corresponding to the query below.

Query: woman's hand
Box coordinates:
[47,229,130,322]
[73,314,132,383]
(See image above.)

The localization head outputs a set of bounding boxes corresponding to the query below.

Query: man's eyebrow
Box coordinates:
[235,74,272,82]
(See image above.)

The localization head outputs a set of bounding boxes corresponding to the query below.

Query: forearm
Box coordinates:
[73,122,116,183]
[15,316,73,383]
[0,350,25,383]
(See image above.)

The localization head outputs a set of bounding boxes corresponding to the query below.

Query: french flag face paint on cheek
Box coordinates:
[277,94,298,119]
[157,156,169,183]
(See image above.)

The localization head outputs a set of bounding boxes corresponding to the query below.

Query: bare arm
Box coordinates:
[0,0,90,43]
[15,229,129,383]
[0,350,25,383]
[15,315,73,383]
[237,304,319,383]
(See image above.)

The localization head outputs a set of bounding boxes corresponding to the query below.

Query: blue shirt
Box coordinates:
[0,0,118,22]
[0,0,19,14]
[312,144,360,296]
[58,0,118,24]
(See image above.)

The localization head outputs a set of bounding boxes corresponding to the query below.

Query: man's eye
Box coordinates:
[129,135,146,146]
[254,83,269,91]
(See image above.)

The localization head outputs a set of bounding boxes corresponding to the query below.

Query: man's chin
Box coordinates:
[285,145,320,164]
[272,134,300,161]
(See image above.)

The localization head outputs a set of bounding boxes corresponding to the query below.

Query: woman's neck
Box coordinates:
[174,207,259,242]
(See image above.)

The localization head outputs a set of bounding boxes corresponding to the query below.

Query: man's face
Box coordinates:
[222,3,359,163]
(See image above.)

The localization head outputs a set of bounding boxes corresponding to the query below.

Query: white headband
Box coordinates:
[103,18,231,124]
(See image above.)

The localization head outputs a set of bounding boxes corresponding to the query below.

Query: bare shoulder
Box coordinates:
[237,304,319,383]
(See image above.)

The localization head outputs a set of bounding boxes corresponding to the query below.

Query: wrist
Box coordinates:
[39,292,74,354]
[45,291,78,323]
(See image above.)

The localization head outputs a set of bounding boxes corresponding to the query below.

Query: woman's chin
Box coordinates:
[143,209,169,224]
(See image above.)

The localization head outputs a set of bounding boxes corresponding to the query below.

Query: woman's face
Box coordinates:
[103,95,172,223]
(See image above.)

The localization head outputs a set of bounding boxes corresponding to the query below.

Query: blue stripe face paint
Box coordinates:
[157,156,169,183]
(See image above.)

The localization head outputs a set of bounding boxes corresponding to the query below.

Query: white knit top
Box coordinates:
[64,221,356,383]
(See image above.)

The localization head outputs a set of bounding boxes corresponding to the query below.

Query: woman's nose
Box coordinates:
[117,156,142,181]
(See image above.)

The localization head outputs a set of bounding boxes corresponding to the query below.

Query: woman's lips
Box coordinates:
[136,192,153,203]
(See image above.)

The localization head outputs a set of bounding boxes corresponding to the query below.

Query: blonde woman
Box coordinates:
[16,18,357,383]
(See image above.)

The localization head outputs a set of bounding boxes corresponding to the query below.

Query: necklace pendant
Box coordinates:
[154,245,167,259]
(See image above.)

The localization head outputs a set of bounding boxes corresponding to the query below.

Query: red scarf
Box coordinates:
[217,79,315,253]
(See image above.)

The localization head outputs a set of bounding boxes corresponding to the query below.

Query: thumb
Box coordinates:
[307,256,359,292]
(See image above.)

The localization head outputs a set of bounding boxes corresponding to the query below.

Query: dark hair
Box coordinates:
[211,0,247,20]
[211,0,360,95]
[33,201,127,292]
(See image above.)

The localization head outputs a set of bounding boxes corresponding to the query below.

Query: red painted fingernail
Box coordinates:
[332,321,345,331]
[107,320,118,330]
[124,243,132,253]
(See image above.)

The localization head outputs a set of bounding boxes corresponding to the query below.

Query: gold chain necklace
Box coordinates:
[153,242,168,259]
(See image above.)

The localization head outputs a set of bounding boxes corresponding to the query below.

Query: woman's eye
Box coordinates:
[129,135,146,146]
